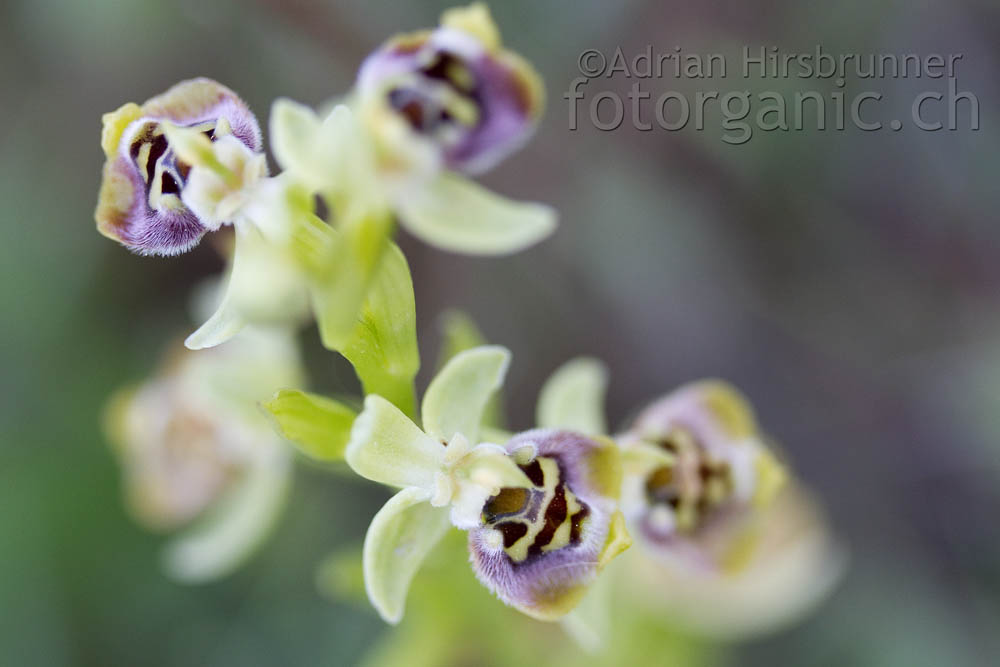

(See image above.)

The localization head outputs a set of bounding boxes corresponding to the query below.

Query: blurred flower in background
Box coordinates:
[105,324,303,582]
[616,483,843,639]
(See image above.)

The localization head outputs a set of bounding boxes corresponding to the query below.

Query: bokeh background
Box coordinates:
[2,0,998,665]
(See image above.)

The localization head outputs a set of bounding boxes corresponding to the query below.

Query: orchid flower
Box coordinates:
[265,346,629,623]
[270,3,556,259]
[96,77,265,256]
[94,78,314,348]
[615,381,788,571]
[612,381,844,637]
[104,327,303,582]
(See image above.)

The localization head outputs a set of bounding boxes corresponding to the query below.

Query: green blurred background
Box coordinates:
[2,0,998,664]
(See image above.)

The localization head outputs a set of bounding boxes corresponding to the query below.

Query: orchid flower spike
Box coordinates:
[342,346,629,623]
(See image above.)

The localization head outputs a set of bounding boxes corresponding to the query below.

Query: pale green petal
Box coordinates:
[163,448,291,583]
[396,172,556,255]
[346,395,445,489]
[363,487,451,624]
[319,104,383,216]
[458,443,532,491]
[262,389,356,462]
[621,440,676,475]
[240,173,313,245]
[536,357,609,434]
[421,346,510,442]
[437,310,505,429]
[339,243,420,418]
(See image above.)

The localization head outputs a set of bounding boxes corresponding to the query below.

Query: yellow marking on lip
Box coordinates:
[488,457,591,563]
[136,143,152,183]
[541,491,582,554]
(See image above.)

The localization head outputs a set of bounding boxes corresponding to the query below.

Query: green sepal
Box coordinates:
[262,389,357,462]
[186,224,310,350]
[536,357,609,435]
[396,172,556,256]
[345,395,445,489]
[437,310,505,429]
[363,487,451,624]
[421,346,510,443]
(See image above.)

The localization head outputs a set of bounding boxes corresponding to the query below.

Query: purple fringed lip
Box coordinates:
[96,78,261,256]
[468,429,618,620]
[358,28,541,175]
[98,154,208,256]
